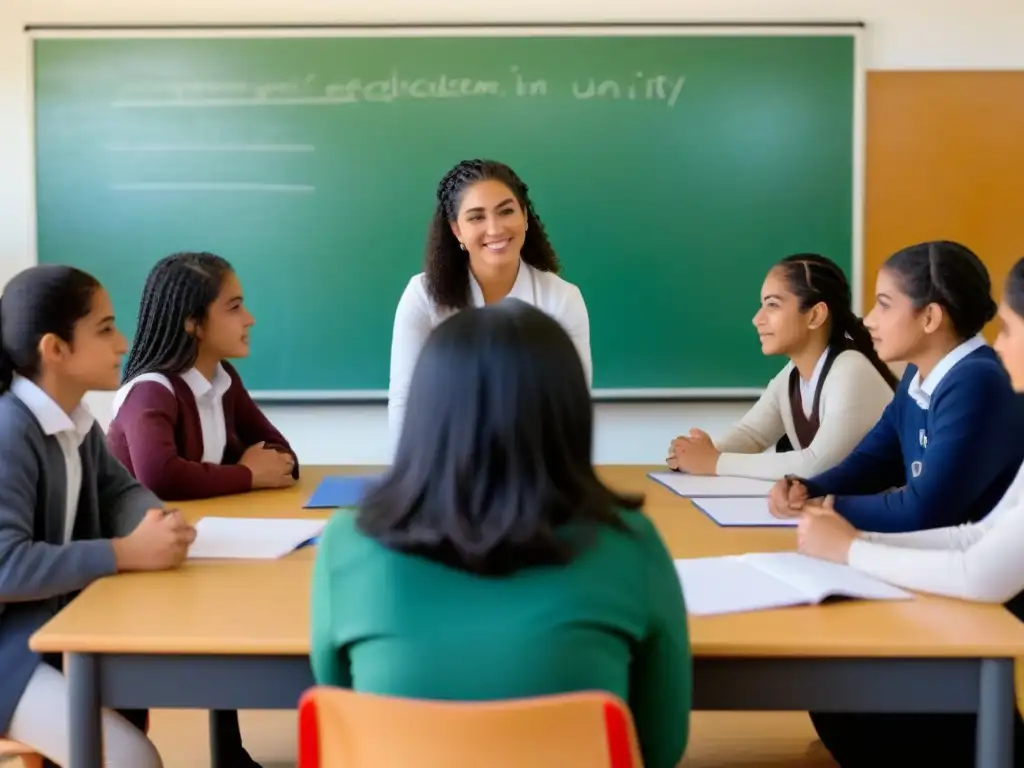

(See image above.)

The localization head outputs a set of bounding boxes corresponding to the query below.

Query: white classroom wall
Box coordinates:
[1,0,1022,465]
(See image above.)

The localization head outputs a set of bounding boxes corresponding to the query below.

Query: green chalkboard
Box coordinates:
[32,28,857,397]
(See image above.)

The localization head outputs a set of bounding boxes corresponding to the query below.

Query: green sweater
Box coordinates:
[310,509,692,768]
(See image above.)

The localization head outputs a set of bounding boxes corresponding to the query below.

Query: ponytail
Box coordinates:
[775,253,898,391]
[0,265,101,396]
[832,306,900,390]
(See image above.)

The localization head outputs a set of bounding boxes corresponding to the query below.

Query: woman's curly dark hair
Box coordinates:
[424,159,561,310]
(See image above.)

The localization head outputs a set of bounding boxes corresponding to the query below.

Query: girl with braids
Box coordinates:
[107,251,298,501]
[0,265,194,768]
[387,158,591,445]
[106,252,297,767]
[792,256,1024,767]
[770,240,1024,537]
[667,253,897,480]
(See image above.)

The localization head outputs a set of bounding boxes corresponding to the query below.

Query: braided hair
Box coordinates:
[776,253,899,390]
[424,159,561,310]
[882,240,998,341]
[122,251,233,381]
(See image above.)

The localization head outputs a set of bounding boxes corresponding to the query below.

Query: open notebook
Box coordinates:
[675,552,912,616]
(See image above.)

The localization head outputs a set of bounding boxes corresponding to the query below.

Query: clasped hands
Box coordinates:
[769,477,859,564]
[665,429,720,475]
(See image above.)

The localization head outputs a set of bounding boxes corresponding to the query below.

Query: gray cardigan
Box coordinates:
[0,393,161,733]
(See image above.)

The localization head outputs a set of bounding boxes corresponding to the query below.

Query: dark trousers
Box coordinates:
[810,711,1024,767]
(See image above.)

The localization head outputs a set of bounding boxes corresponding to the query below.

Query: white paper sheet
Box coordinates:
[648,471,775,498]
[187,517,327,560]
[692,497,797,527]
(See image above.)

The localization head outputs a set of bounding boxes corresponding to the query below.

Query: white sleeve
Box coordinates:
[713,370,788,461]
[716,352,893,481]
[557,283,592,386]
[847,467,1024,602]
[387,278,435,451]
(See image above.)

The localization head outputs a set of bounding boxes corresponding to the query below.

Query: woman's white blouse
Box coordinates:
[387,261,592,449]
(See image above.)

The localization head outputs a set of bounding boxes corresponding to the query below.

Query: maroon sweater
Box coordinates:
[106,362,300,500]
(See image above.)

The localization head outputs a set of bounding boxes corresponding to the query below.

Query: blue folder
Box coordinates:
[304,475,381,509]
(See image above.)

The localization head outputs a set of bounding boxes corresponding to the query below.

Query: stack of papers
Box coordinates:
[187,517,327,560]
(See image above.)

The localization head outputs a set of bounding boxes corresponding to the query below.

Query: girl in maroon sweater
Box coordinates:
[106,251,300,768]
[108,251,299,501]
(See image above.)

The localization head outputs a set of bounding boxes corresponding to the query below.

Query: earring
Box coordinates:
[459,242,466,251]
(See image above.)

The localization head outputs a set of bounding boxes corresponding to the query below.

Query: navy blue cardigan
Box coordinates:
[801,346,1024,533]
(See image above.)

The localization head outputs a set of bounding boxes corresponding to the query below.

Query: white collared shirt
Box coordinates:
[112,364,234,463]
[387,260,592,450]
[798,347,830,418]
[907,335,987,410]
[11,375,94,543]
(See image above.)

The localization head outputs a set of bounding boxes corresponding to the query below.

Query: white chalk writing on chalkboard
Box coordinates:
[109,68,686,109]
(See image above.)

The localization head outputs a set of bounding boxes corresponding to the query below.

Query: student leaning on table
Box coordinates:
[0,265,195,768]
[311,299,690,768]
[769,240,1024,535]
[386,158,592,448]
[790,255,1024,767]
[666,253,897,480]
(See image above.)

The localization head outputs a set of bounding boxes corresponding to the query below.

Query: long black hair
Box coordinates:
[358,298,643,576]
[882,240,997,340]
[122,251,234,381]
[424,159,561,310]
[0,265,101,394]
[775,253,899,390]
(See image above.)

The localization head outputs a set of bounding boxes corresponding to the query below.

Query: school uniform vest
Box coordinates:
[776,348,840,453]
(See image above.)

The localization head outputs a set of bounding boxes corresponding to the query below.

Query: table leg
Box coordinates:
[976,658,1015,768]
[68,653,102,768]
[209,709,234,768]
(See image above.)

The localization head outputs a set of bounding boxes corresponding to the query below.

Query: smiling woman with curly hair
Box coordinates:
[386,158,592,446]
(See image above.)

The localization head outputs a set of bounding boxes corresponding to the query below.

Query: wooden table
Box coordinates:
[31,466,1024,768]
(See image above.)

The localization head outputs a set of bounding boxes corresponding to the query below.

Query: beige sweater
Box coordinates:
[714,350,895,480]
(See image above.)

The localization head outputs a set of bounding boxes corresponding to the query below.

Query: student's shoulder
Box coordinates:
[317,510,389,572]
[0,394,45,442]
[827,349,893,389]
[941,347,1013,397]
[111,374,179,419]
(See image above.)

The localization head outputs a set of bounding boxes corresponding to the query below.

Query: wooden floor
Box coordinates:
[135,709,838,767]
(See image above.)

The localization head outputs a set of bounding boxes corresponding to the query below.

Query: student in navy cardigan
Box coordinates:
[0,265,194,767]
[106,252,298,768]
[769,240,1024,534]
[768,241,1024,768]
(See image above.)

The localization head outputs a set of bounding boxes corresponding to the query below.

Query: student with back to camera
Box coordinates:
[313,299,690,768]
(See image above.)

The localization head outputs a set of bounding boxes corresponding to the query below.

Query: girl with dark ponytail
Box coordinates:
[668,253,896,480]
[790,254,1024,766]
[0,265,193,767]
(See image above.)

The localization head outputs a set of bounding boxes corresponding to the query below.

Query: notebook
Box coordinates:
[187,517,328,560]
[692,497,797,527]
[674,552,912,616]
[304,474,381,509]
[648,471,775,498]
